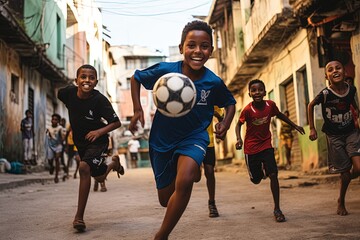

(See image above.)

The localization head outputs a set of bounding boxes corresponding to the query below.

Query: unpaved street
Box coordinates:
[0,168,359,240]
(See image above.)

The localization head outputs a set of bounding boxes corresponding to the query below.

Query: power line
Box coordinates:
[100,2,210,17]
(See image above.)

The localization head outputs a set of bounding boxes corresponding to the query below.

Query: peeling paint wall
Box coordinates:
[0,41,23,161]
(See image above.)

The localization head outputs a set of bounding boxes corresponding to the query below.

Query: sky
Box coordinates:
[96,0,213,55]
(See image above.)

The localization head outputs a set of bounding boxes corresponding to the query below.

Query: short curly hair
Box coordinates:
[76,64,97,79]
[180,20,213,46]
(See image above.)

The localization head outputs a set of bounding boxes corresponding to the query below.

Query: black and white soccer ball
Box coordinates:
[152,72,197,118]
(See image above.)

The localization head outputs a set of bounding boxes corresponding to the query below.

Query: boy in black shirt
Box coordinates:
[58,64,124,232]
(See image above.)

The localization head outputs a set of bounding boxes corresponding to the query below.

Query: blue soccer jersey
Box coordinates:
[134,61,236,152]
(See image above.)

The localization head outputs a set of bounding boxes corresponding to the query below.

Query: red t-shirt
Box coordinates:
[239,100,280,155]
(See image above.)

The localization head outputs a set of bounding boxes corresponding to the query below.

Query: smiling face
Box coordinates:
[249,82,266,103]
[325,61,345,85]
[179,30,213,78]
[75,67,98,98]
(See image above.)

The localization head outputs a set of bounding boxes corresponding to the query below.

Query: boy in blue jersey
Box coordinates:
[129,20,236,239]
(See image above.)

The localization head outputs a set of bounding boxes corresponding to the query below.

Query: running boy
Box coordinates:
[204,106,224,218]
[58,64,124,232]
[46,113,64,183]
[308,60,360,216]
[129,20,236,239]
[235,79,305,222]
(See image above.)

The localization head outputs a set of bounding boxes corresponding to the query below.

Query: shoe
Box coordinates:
[62,175,67,182]
[274,209,286,222]
[112,155,125,178]
[93,181,99,191]
[54,177,59,183]
[208,201,219,218]
[73,219,86,232]
[100,182,107,192]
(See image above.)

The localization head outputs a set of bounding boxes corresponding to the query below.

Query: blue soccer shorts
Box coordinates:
[149,136,208,189]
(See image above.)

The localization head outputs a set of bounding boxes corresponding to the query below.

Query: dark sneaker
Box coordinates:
[208,201,219,218]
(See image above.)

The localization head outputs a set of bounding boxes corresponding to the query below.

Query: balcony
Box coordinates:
[0,4,69,83]
[228,8,300,94]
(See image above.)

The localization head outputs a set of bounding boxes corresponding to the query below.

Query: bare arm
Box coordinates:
[214,105,235,140]
[129,75,145,134]
[307,99,317,141]
[351,98,360,117]
[235,120,243,150]
[85,121,121,143]
[276,112,305,135]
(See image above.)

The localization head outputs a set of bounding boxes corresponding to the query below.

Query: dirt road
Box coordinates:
[0,168,359,239]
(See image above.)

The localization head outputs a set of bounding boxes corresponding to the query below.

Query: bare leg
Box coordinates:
[350,156,360,179]
[204,164,216,201]
[154,156,200,240]
[338,171,351,216]
[269,173,280,210]
[204,163,219,217]
[54,157,60,183]
[285,146,291,169]
[74,162,91,222]
[73,156,80,179]
[94,155,123,183]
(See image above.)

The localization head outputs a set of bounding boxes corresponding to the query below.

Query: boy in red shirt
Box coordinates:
[235,79,304,222]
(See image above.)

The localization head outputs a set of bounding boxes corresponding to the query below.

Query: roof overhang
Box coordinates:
[228,8,300,95]
[0,5,70,84]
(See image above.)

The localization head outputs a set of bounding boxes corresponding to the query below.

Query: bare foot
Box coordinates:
[337,198,348,216]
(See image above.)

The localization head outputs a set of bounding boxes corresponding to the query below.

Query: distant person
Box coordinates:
[46,113,64,183]
[235,79,304,222]
[204,106,223,218]
[66,125,75,171]
[129,20,236,239]
[127,137,140,168]
[60,118,69,181]
[308,60,360,216]
[58,64,124,232]
[20,109,35,166]
[280,110,293,170]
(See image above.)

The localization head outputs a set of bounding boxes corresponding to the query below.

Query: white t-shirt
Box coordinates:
[128,139,140,153]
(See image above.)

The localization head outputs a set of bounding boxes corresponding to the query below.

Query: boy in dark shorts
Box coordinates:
[308,60,360,216]
[58,64,124,232]
[235,79,304,222]
[129,20,236,239]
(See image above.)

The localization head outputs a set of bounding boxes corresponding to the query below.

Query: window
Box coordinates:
[126,59,135,70]
[10,74,19,104]
[57,14,61,59]
[296,66,309,125]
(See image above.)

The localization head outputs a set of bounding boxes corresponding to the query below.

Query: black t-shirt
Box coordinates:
[58,85,119,150]
[313,84,356,135]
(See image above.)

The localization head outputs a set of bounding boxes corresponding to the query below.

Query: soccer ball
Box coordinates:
[152,72,197,117]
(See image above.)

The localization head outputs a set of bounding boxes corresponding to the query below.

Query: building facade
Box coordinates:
[0,0,115,166]
[207,0,360,171]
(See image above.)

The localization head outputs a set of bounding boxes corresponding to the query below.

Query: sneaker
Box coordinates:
[208,201,219,218]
